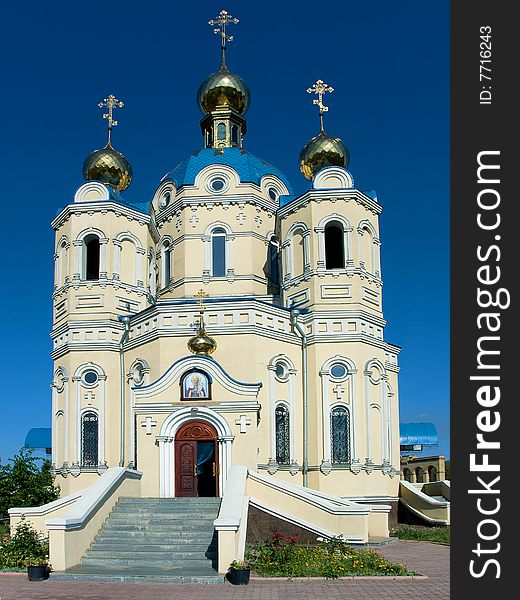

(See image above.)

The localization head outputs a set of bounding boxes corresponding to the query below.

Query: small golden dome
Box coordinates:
[299,130,350,180]
[188,320,217,355]
[198,65,250,115]
[83,143,133,192]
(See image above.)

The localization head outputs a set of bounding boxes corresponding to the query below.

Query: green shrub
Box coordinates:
[245,531,414,578]
[0,517,49,569]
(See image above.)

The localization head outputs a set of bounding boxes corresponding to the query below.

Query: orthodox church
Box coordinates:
[46,10,402,551]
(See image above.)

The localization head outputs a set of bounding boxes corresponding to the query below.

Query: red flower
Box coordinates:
[275,545,282,551]
[291,537,298,543]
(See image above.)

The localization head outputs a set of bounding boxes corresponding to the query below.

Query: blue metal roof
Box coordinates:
[24,428,52,450]
[400,422,438,447]
[162,147,293,194]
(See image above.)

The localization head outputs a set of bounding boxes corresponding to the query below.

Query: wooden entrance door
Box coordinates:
[174,421,218,497]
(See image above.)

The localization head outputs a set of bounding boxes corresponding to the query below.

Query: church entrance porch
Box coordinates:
[174,420,219,497]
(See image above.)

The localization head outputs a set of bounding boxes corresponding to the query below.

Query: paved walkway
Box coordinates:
[0,540,449,599]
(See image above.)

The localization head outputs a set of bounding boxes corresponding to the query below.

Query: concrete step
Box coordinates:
[95,530,216,540]
[90,542,216,551]
[81,557,215,568]
[51,565,224,585]
[85,549,216,560]
[100,523,214,532]
[117,499,221,507]
[106,513,218,520]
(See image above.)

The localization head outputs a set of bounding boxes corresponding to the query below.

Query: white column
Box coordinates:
[99,238,109,278]
[349,372,358,461]
[63,379,69,465]
[314,227,325,269]
[288,368,297,463]
[282,240,291,279]
[137,247,146,287]
[98,376,106,464]
[320,371,331,468]
[73,377,81,464]
[51,384,57,466]
[113,240,122,279]
[363,372,371,462]
[345,226,354,266]
[73,240,82,279]
[303,232,311,270]
[268,367,277,460]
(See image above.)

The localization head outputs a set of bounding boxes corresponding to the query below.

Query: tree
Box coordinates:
[0,448,60,519]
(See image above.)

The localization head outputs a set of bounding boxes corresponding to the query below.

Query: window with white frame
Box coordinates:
[211,228,227,277]
[81,411,99,467]
[83,234,100,281]
[330,405,351,464]
[275,404,290,464]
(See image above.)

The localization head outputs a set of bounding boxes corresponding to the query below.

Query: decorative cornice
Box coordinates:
[51,201,150,231]
[277,189,382,220]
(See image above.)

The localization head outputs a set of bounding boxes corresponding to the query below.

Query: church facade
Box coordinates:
[49,12,402,523]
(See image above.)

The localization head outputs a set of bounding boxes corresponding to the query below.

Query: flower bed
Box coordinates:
[245,532,415,579]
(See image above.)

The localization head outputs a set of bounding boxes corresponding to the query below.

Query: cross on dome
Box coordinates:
[307,80,335,131]
[98,94,124,145]
[209,9,239,63]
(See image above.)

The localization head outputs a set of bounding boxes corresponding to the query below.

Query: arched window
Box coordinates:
[403,468,412,482]
[331,406,351,464]
[415,466,425,483]
[211,228,226,277]
[83,234,100,281]
[275,404,290,464]
[428,465,438,482]
[217,123,226,141]
[231,125,239,144]
[206,127,213,147]
[266,235,280,292]
[161,241,172,288]
[325,222,344,269]
[292,231,305,277]
[81,411,98,467]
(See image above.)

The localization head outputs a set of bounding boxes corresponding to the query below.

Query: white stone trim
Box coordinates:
[312,167,354,190]
[134,355,261,401]
[158,406,234,497]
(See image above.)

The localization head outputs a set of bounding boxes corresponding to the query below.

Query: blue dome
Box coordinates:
[162,147,293,194]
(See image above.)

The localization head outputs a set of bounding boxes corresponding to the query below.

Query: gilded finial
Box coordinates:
[98,94,124,146]
[307,80,334,132]
[208,9,239,67]
[195,288,208,316]
[188,289,217,355]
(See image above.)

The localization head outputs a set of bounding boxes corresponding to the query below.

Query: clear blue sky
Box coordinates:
[0,1,449,461]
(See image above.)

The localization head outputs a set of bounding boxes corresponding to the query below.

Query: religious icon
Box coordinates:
[182,371,210,400]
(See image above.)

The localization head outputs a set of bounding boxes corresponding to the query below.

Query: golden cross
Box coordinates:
[209,10,239,64]
[98,94,124,145]
[307,80,334,130]
[195,288,209,314]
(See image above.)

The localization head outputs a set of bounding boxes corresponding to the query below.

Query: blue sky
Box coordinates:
[0,1,449,461]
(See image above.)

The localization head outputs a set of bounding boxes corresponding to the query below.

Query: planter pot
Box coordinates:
[227,568,250,585]
[27,565,49,581]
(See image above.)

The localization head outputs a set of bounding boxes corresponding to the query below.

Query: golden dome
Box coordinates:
[187,320,217,355]
[198,65,250,115]
[83,143,133,192]
[299,130,350,180]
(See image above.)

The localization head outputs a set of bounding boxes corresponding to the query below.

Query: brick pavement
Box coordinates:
[0,540,449,599]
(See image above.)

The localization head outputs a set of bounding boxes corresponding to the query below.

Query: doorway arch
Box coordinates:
[158,406,234,498]
[175,420,218,497]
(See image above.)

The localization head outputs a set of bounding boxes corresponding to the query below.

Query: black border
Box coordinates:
[451,2,515,597]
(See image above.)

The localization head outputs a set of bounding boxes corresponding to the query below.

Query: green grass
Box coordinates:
[392,525,450,545]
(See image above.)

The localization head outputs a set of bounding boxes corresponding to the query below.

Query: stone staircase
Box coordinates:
[51,497,224,584]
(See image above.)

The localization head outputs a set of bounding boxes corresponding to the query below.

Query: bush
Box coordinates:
[0,517,49,569]
[0,448,59,519]
[246,531,414,578]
